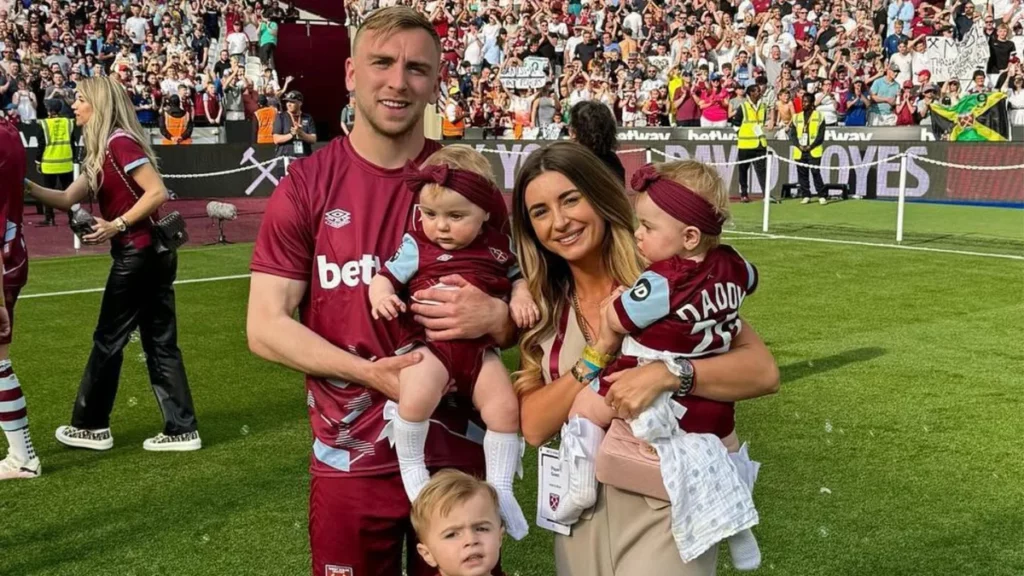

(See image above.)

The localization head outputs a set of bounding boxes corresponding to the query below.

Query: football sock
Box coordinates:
[728,528,762,571]
[566,416,603,510]
[484,430,529,540]
[394,416,431,503]
[0,360,35,463]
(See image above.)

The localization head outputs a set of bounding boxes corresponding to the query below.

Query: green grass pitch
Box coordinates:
[1,200,1022,575]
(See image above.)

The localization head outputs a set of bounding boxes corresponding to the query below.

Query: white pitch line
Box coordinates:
[726,230,1024,261]
[20,274,251,300]
[721,236,782,241]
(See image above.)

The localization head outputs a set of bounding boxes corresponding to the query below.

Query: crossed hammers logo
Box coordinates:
[240,147,282,196]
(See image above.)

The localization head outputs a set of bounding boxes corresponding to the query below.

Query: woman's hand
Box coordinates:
[82,217,120,244]
[603,361,677,420]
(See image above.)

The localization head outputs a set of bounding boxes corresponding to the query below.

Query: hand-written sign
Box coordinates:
[500,57,551,89]
[926,25,990,82]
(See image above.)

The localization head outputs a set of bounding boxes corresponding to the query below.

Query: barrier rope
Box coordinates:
[909,155,1024,170]
[152,147,1024,181]
[163,158,281,180]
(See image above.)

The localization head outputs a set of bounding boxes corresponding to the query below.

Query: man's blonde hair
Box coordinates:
[654,160,731,250]
[419,145,497,202]
[410,469,501,540]
[354,6,441,56]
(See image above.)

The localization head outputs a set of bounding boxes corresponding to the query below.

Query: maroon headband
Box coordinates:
[404,162,509,232]
[631,164,725,235]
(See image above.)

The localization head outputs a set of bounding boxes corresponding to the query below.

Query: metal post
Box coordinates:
[762,151,773,233]
[645,148,652,165]
[284,156,292,176]
[896,154,908,244]
[73,163,82,251]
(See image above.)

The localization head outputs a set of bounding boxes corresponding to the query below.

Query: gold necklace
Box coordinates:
[571,289,594,344]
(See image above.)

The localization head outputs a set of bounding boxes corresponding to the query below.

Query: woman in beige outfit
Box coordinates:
[510,142,779,576]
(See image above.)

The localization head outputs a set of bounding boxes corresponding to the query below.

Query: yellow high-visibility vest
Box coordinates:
[793,110,824,160]
[737,100,767,149]
[39,117,74,174]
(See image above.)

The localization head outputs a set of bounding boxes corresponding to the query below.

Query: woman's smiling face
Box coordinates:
[523,170,607,264]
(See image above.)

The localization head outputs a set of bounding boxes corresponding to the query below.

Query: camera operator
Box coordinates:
[271,90,315,158]
[24,76,201,453]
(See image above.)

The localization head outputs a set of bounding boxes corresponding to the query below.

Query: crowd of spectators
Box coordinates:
[0,0,301,129]
[346,0,1024,135]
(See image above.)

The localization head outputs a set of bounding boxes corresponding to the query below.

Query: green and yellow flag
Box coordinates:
[930,92,1010,142]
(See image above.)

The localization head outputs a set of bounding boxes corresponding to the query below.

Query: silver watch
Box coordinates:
[664,356,694,397]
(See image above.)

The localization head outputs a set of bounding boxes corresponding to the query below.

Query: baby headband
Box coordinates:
[403,162,509,231]
[631,163,725,236]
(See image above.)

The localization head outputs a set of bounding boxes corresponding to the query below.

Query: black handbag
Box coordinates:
[106,148,189,251]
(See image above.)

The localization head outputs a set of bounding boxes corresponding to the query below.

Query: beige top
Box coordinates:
[539,303,588,386]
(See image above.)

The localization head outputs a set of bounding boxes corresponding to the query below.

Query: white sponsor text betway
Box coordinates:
[683,129,876,142]
[317,255,381,289]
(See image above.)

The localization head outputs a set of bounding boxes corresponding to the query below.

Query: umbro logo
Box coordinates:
[437,254,453,262]
[324,209,351,229]
[489,247,508,263]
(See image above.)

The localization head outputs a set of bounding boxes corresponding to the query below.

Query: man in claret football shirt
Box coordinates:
[247,7,516,576]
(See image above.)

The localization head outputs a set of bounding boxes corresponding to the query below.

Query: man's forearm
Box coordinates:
[248,313,375,386]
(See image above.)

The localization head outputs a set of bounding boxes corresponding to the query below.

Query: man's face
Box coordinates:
[898,41,908,55]
[415,491,503,576]
[345,27,440,139]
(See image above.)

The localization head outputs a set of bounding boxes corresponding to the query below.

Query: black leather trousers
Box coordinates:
[71,244,198,435]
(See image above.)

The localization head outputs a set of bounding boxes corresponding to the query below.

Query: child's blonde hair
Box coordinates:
[653,160,731,250]
[419,145,498,203]
[411,469,501,540]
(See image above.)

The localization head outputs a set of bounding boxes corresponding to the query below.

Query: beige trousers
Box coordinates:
[553,431,741,576]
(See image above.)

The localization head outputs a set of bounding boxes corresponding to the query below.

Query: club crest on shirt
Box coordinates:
[437,253,453,262]
[489,247,508,263]
[326,565,354,576]
[324,209,351,229]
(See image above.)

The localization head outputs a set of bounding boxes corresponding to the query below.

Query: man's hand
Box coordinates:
[410,274,507,341]
[364,352,423,401]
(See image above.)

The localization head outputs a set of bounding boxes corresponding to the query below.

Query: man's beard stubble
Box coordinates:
[354,94,424,139]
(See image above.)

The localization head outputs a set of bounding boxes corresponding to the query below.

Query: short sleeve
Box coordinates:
[109,134,149,173]
[744,258,759,295]
[250,168,314,281]
[613,269,673,333]
[273,114,285,135]
[382,233,420,286]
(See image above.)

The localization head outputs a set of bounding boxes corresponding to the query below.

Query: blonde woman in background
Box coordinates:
[25,76,201,454]
[511,142,779,576]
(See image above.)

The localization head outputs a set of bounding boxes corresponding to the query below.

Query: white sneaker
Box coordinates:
[819,197,828,205]
[143,431,202,452]
[800,197,811,204]
[55,425,113,450]
[0,453,40,480]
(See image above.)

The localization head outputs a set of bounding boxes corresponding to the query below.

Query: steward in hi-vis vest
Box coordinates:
[732,84,769,202]
[790,96,827,204]
[34,99,78,225]
[255,96,278,144]
[159,95,194,145]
